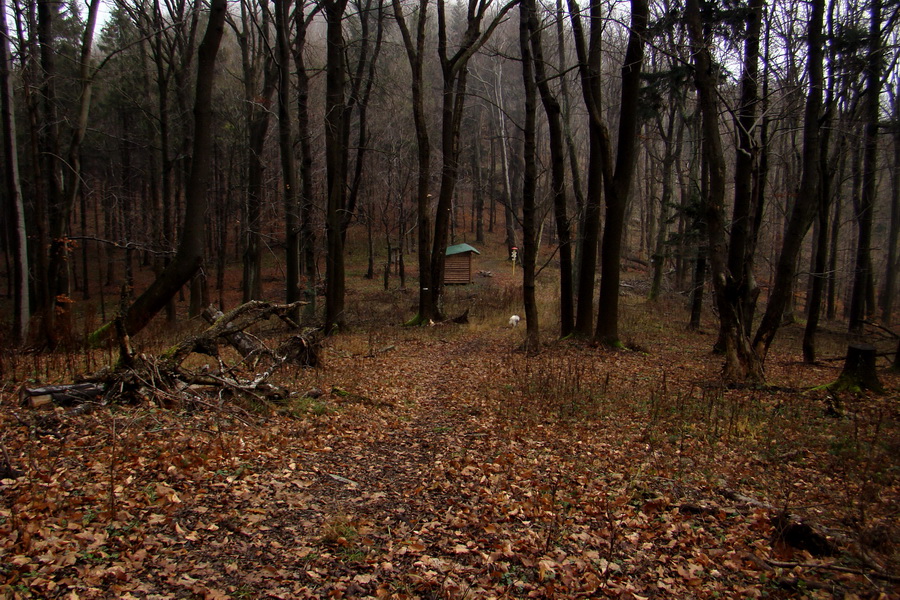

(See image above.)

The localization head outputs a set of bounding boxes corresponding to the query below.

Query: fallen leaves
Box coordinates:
[1,326,898,599]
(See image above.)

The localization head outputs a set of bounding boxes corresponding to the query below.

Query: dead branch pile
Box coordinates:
[22,301,320,414]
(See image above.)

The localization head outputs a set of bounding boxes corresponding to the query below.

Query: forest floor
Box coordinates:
[1,258,899,599]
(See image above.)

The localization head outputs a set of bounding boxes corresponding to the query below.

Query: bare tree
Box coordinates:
[527,0,574,336]
[91,0,229,342]
[429,0,517,319]
[323,0,351,332]
[230,0,276,303]
[520,0,540,353]
[879,78,899,325]
[0,0,28,343]
[716,0,764,348]
[274,0,302,323]
[685,0,764,382]
[593,0,648,346]
[391,0,433,323]
[567,0,648,344]
[846,0,882,336]
[753,0,825,361]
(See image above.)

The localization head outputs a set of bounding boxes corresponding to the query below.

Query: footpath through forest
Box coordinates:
[1,320,899,599]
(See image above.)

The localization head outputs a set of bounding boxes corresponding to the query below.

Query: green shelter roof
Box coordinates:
[445,243,481,256]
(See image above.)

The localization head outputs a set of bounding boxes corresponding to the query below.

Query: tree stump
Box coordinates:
[832,343,883,393]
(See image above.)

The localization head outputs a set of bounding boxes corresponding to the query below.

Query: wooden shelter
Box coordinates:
[444,243,481,284]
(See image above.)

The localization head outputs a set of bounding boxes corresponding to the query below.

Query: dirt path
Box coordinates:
[299,332,505,527]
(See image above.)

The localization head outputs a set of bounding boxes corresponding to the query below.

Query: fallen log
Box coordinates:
[25,301,318,415]
[201,305,263,358]
[20,383,104,408]
[165,300,304,366]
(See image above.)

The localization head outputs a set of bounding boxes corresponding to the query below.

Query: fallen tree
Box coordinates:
[24,302,320,412]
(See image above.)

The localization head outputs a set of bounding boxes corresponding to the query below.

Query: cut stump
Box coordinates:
[831,343,883,393]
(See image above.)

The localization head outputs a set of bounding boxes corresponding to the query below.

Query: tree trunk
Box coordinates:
[36,0,66,342]
[752,0,825,360]
[472,117,485,244]
[802,153,831,363]
[527,0,573,337]
[880,83,899,324]
[833,343,883,393]
[91,0,228,343]
[803,6,839,363]
[685,0,764,383]
[429,0,515,320]
[594,0,648,346]
[493,68,517,255]
[650,104,684,302]
[846,0,881,337]
[392,0,434,325]
[567,0,603,338]
[716,0,763,349]
[323,0,350,332]
[239,3,276,303]
[0,0,28,343]
[519,0,540,354]
[342,0,385,242]
[294,5,318,318]
[275,0,302,324]
[826,157,843,320]
[688,140,707,332]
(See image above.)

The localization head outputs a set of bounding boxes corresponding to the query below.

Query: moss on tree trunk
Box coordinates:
[831,343,884,393]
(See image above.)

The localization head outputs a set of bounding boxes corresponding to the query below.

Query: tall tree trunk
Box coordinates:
[802,162,831,362]
[688,142,707,331]
[715,0,763,349]
[429,0,516,319]
[430,70,469,320]
[294,5,318,317]
[880,84,899,324]
[343,0,385,240]
[686,0,764,382]
[527,0,573,336]
[520,0,540,353]
[847,0,881,337]
[826,153,844,320]
[492,68,517,254]
[752,0,824,360]
[239,3,276,303]
[567,0,603,337]
[594,0,648,346]
[744,9,771,332]
[36,0,65,341]
[323,0,350,332]
[148,0,177,323]
[472,114,485,244]
[650,104,684,302]
[802,1,838,361]
[0,0,28,343]
[392,0,434,324]
[275,0,302,324]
